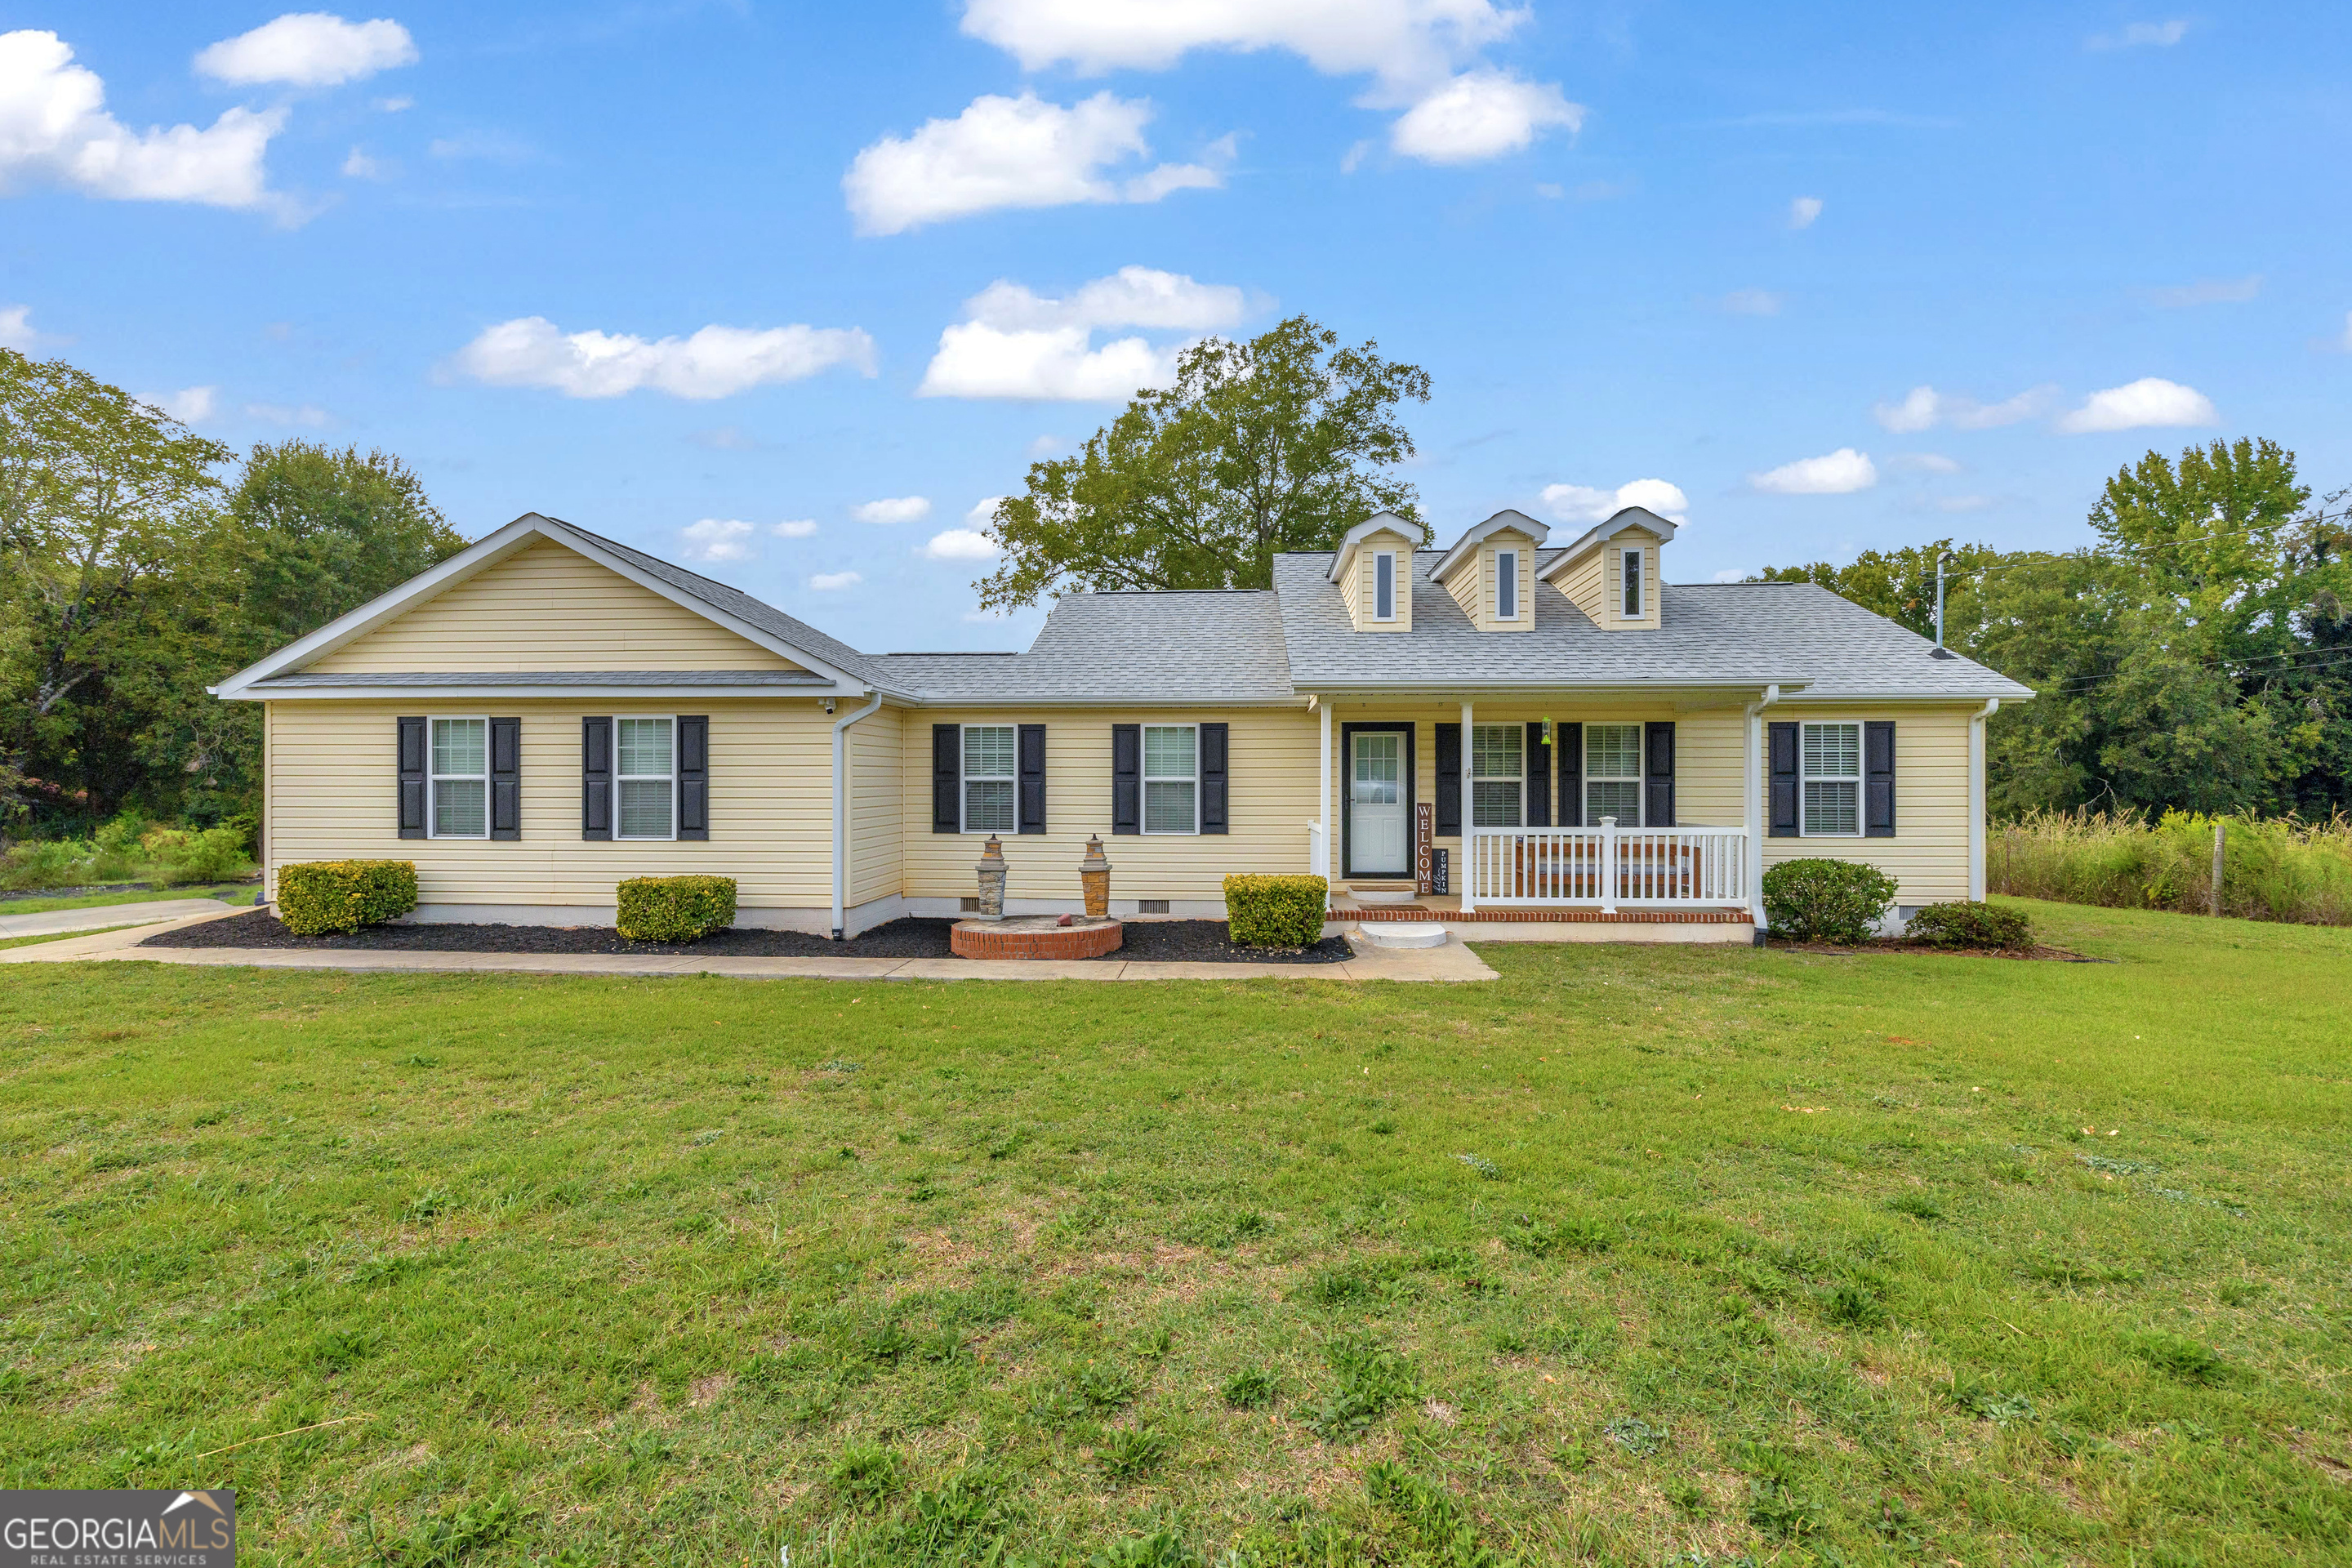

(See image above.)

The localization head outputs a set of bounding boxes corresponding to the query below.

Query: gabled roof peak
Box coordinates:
[1325,511,1423,583]
[1430,508,1550,584]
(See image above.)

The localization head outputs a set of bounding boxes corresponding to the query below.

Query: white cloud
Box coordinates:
[1388,70,1582,163]
[923,528,1001,561]
[853,496,932,525]
[1028,433,1067,457]
[148,385,217,424]
[2056,377,2216,434]
[808,570,862,591]
[0,304,38,350]
[2143,274,2261,307]
[1719,288,1783,317]
[1540,478,1688,524]
[772,519,818,539]
[920,266,1246,401]
[966,497,1008,528]
[2087,19,2189,50]
[0,29,286,210]
[1891,452,1962,474]
[1788,194,1823,229]
[679,518,756,564]
[195,13,417,87]
[376,94,412,111]
[842,91,1224,235]
[449,316,876,399]
[1749,448,1878,496]
[341,145,388,179]
[1871,383,2056,432]
[244,400,332,426]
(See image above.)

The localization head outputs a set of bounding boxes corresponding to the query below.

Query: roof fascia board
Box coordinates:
[889,695,1307,710]
[1301,679,1812,698]
[233,683,847,702]
[1429,509,1552,585]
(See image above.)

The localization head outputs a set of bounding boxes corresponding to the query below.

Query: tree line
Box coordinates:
[5,329,2346,842]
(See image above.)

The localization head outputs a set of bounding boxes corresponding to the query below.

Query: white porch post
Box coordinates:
[1968,697,1999,902]
[1317,697,1333,882]
[1744,684,1777,929]
[1459,700,1474,912]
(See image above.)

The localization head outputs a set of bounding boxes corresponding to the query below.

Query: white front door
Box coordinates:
[1349,731,1409,875]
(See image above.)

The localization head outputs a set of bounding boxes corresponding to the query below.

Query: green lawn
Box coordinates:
[2,900,2347,1566]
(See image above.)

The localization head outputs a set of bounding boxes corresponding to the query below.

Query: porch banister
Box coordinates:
[1459,700,1474,913]
[1743,684,1780,930]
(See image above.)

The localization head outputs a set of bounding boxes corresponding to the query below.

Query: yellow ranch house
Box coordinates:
[212,508,2032,942]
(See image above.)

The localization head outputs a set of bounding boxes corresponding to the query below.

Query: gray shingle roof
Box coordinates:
[871,590,1296,703]
[250,670,830,689]
[1273,550,2033,700]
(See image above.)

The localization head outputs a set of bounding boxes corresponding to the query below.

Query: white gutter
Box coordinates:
[831,689,885,939]
[1968,697,2000,902]
[1743,684,1780,934]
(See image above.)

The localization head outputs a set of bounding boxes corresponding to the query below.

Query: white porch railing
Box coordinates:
[1461,822,1748,912]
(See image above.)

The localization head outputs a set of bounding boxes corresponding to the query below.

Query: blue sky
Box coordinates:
[4,2,2348,653]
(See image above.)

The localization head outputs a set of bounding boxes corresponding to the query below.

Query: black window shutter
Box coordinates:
[489,716,521,840]
[1864,720,1896,837]
[1199,722,1229,834]
[677,715,709,840]
[1017,723,1046,835]
[1111,724,1141,835]
[581,716,612,840]
[1558,722,1583,826]
[1644,720,1677,828]
[1768,720,1799,837]
[1434,723,1461,836]
[932,724,960,832]
[1525,721,1551,826]
[398,716,427,839]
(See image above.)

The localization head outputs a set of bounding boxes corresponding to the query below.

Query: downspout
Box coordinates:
[1743,684,1780,936]
[1967,697,2000,902]
[831,689,884,940]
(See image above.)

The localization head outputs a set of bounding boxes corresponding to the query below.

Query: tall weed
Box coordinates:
[1990,808,2352,925]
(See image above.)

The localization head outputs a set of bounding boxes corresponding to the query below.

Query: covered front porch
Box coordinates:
[1302,687,1786,926]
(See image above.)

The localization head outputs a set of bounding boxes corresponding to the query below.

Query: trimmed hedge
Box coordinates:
[617,875,737,942]
[1906,900,2032,950]
[1761,858,1898,945]
[278,860,418,936]
[1223,874,1329,949]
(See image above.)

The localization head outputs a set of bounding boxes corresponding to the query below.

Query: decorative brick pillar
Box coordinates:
[1080,834,1111,919]
[974,835,1006,920]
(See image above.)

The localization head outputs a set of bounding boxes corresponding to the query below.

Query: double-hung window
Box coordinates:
[1494,550,1520,620]
[430,717,488,839]
[1621,547,1644,617]
[1143,724,1197,834]
[1470,724,1523,826]
[962,724,1016,832]
[1373,550,1396,621]
[617,717,676,840]
[1585,723,1643,825]
[1802,722,1862,835]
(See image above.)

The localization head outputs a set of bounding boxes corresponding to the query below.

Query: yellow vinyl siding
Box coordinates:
[1436,529,1537,632]
[264,698,836,907]
[848,706,904,906]
[1550,549,1604,624]
[1544,524,1662,630]
[900,710,1317,902]
[307,539,802,673]
[1759,705,1972,903]
[1338,528,1416,631]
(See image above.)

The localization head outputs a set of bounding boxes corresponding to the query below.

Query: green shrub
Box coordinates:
[0,839,92,892]
[278,860,419,936]
[155,825,252,887]
[1906,900,2031,949]
[614,875,737,942]
[1222,874,1328,948]
[1762,858,1899,944]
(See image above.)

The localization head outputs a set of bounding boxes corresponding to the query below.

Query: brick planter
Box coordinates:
[950,915,1125,960]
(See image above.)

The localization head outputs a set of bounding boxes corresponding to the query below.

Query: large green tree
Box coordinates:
[225,441,465,652]
[975,317,1432,609]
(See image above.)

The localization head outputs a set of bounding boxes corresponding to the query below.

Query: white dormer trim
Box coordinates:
[1326,511,1419,584]
[1538,505,1679,581]
[210,512,871,699]
[1429,508,1550,586]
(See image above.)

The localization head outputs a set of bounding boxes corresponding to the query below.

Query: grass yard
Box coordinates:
[2,900,2348,1566]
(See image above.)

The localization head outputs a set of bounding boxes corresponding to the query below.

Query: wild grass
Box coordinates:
[1,898,2347,1565]
[0,816,254,893]
[1991,807,2352,924]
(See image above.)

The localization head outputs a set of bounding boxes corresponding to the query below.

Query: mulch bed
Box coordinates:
[1764,937,2108,963]
[140,910,1352,964]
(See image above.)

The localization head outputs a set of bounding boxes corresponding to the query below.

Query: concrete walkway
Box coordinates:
[0,898,239,940]
[1,905,1498,982]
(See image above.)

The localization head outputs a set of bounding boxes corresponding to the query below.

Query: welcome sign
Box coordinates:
[1,1490,235,1568]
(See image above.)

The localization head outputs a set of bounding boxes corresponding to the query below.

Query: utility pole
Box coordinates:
[1935,551,1946,650]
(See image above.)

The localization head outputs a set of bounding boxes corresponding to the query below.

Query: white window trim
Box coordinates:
[1470,722,1524,828]
[959,720,1018,835]
[1372,550,1397,621]
[1141,721,1200,835]
[1800,720,1863,838]
[1584,722,1644,827]
[426,714,490,840]
[1494,549,1521,621]
[615,714,679,842]
[1621,546,1644,619]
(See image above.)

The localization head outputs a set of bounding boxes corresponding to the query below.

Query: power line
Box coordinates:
[2048,644,2352,696]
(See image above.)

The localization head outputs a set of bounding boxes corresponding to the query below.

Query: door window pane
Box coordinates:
[1352,733,1401,804]
[1143,725,1196,834]
[963,725,1015,831]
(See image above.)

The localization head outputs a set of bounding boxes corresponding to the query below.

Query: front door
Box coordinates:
[1347,728,1410,877]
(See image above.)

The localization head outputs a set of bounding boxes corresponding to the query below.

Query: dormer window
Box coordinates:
[1495,550,1520,621]
[1621,547,1644,617]
[1374,551,1396,621]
